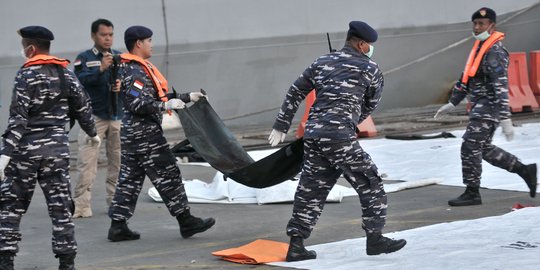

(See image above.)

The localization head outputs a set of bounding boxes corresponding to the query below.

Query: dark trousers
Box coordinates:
[109,145,189,221]
[461,119,520,187]
[287,138,387,239]
[0,157,76,255]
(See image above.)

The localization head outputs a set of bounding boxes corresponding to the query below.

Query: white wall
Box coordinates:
[0,0,538,56]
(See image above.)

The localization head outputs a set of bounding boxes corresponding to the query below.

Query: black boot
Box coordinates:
[57,253,76,270]
[108,220,140,242]
[514,163,537,198]
[366,233,406,256]
[448,186,482,206]
[286,236,317,262]
[0,251,14,270]
[177,211,215,238]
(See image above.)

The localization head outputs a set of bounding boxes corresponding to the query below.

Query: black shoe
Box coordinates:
[57,253,76,270]
[366,233,406,256]
[177,213,215,238]
[448,186,482,206]
[521,164,537,198]
[286,236,317,262]
[108,220,140,242]
[0,252,14,270]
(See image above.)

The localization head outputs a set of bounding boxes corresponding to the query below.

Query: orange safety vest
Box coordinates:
[460,31,505,85]
[23,54,70,68]
[120,53,169,103]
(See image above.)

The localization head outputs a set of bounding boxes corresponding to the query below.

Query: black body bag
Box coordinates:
[176,98,303,188]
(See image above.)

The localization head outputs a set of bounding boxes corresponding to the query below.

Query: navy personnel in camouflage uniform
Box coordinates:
[434,7,537,206]
[107,26,215,242]
[268,21,406,261]
[0,26,99,270]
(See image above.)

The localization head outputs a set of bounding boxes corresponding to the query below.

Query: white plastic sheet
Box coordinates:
[270,206,540,270]
[149,123,540,204]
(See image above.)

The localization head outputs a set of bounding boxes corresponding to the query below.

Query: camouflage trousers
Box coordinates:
[287,138,387,239]
[461,119,520,187]
[0,156,76,255]
[108,144,189,221]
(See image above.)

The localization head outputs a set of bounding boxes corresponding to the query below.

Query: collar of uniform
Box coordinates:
[341,44,364,58]
[92,47,112,56]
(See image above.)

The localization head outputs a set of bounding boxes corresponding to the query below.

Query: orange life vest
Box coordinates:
[120,53,169,103]
[23,54,70,68]
[460,31,505,85]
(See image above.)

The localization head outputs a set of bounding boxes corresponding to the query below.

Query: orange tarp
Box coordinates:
[212,239,288,264]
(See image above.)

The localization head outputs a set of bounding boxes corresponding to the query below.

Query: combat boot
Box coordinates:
[0,251,14,270]
[366,233,407,255]
[286,236,317,262]
[57,253,76,270]
[448,186,482,206]
[514,163,537,198]
[107,220,140,242]
[177,211,215,238]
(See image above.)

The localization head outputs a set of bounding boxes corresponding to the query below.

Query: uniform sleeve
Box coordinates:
[67,70,97,137]
[484,48,511,119]
[121,66,164,115]
[358,64,384,123]
[74,53,107,87]
[272,64,315,133]
[448,76,468,106]
[0,71,31,156]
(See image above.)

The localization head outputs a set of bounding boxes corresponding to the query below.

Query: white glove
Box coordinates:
[0,155,11,181]
[164,98,186,110]
[86,135,101,147]
[500,119,514,141]
[189,92,205,102]
[268,129,286,147]
[434,103,455,120]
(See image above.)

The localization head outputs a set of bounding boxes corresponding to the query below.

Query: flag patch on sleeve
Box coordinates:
[128,88,140,97]
[128,79,144,97]
[133,80,144,90]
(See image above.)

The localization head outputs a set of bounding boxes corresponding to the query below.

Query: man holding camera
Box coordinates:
[73,18,122,218]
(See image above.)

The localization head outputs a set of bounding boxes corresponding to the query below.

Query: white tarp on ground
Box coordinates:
[148,122,540,204]
[270,206,540,270]
[148,174,440,204]
[364,122,540,191]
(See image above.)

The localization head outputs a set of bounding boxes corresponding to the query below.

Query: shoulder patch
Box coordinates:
[73,59,82,66]
[128,78,145,97]
[133,79,144,90]
[86,61,101,67]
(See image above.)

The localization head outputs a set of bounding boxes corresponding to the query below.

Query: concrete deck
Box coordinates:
[16,105,540,269]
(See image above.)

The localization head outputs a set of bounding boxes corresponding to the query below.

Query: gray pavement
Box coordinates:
[15,105,540,269]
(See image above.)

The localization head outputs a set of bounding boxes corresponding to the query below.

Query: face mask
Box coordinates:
[20,48,28,59]
[20,45,32,59]
[473,31,490,41]
[362,44,374,58]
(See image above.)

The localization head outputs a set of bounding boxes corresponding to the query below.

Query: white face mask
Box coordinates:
[20,45,32,59]
[361,44,374,58]
[473,31,491,41]
[20,48,27,59]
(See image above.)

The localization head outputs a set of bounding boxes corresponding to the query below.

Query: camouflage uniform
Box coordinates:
[0,61,96,255]
[108,60,191,221]
[273,44,386,239]
[448,41,519,187]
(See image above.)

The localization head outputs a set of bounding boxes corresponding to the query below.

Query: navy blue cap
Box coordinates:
[124,25,153,44]
[472,7,496,23]
[17,26,54,41]
[347,21,378,43]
